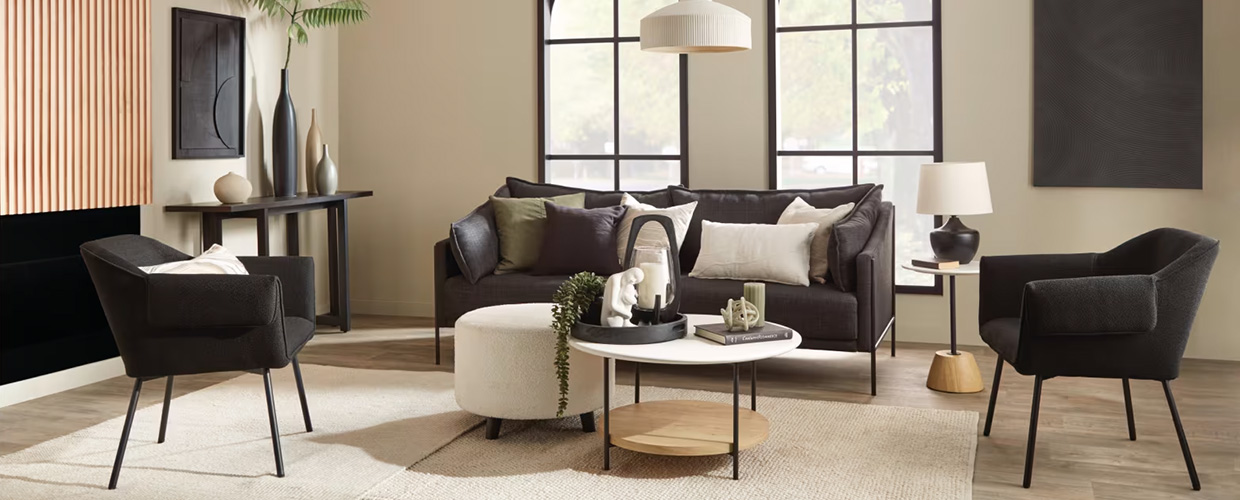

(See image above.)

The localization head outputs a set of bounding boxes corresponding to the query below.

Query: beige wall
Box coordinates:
[144,0,338,310]
[339,0,1240,360]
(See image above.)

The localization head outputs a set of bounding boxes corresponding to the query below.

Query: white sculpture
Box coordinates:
[721,297,760,332]
[601,268,645,327]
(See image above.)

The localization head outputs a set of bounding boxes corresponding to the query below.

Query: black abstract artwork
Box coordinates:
[1033,0,1202,189]
[172,8,245,159]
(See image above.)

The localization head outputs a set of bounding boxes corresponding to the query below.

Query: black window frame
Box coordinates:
[766,0,944,295]
[537,0,691,190]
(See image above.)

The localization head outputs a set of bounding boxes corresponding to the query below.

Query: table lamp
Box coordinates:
[916,162,993,264]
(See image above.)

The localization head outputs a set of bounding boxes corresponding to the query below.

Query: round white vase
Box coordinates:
[214,172,252,204]
[315,144,339,195]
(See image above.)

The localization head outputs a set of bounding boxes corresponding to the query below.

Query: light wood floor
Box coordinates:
[2,315,1237,499]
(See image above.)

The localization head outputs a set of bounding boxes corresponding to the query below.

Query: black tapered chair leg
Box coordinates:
[485,417,503,440]
[1162,380,1201,491]
[580,412,596,433]
[435,326,441,365]
[890,321,896,357]
[292,357,313,432]
[262,369,286,478]
[108,378,143,490]
[984,358,1003,437]
[158,376,174,444]
[1123,378,1136,441]
[1023,376,1043,489]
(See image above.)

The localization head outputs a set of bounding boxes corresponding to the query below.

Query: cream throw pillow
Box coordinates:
[777,197,855,284]
[139,244,249,275]
[615,193,697,265]
[688,221,819,286]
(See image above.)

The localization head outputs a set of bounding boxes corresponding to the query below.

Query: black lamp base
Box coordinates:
[930,216,980,264]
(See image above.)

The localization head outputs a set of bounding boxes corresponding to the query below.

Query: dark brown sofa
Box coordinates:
[433,178,896,394]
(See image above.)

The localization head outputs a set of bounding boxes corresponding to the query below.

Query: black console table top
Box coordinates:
[165,191,373,213]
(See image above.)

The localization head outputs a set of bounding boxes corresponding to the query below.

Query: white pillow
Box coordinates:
[777,197,855,284]
[689,221,819,286]
[616,193,697,265]
[139,244,249,275]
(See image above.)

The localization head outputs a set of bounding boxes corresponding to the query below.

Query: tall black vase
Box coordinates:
[272,69,297,197]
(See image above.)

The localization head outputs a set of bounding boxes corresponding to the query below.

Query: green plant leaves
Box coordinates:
[301,0,371,28]
[288,22,309,45]
[551,272,605,417]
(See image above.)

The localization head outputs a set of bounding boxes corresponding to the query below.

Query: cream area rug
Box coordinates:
[0,365,481,500]
[361,386,978,500]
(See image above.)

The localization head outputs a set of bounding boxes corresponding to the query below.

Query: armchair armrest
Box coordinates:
[979,253,1097,324]
[449,201,499,283]
[147,274,281,329]
[856,202,894,350]
[239,256,315,321]
[1023,274,1157,335]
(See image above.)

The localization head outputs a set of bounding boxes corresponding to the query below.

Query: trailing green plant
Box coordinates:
[244,0,370,69]
[551,272,606,417]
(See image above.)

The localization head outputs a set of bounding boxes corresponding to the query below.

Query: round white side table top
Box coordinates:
[568,314,802,365]
[900,261,980,276]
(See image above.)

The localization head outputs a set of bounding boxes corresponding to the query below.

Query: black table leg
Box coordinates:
[201,213,223,251]
[732,363,740,480]
[603,357,611,471]
[335,201,350,331]
[634,362,641,404]
[949,275,957,355]
[751,361,757,411]
[286,213,300,256]
[321,201,352,332]
[256,209,270,256]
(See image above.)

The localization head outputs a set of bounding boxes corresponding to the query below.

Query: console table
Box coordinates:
[165,191,373,332]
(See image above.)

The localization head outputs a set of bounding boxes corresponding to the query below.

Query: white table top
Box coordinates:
[568,314,802,365]
[900,261,980,276]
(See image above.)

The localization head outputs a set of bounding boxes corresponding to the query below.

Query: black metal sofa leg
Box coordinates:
[262,369,286,478]
[158,376,173,444]
[1162,380,1201,491]
[292,358,313,432]
[870,347,878,396]
[984,358,1003,437]
[1023,375,1043,489]
[1123,378,1136,441]
[108,378,143,490]
[435,326,441,365]
[485,418,503,440]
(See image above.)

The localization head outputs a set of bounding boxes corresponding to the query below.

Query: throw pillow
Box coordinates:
[688,221,819,286]
[828,185,884,292]
[449,200,499,284]
[777,197,855,284]
[491,193,586,273]
[532,203,628,276]
[139,244,248,275]
[615,193,697,265]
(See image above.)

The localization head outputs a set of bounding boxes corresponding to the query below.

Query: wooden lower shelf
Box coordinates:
[608,400,770,457]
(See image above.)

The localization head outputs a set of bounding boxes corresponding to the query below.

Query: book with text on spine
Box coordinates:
[694,323,793,346]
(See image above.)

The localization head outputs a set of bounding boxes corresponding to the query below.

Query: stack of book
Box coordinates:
[694,323,793,346]
[911,257,960,270]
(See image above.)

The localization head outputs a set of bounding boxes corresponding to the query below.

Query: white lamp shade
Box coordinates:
[640,0,751,53]
[916,162,994,216]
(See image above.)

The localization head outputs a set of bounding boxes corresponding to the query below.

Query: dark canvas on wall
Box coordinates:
[172,8,245,159]
[1032,0,1202,189]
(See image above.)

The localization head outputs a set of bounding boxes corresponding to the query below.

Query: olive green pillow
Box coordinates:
[491,193,586,273]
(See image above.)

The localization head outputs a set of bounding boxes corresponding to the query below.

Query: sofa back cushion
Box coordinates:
[506,177,671,208]
[532,203,627,276]
[671,184,876,271]
[828,185,884,292]
[491,193,586,273]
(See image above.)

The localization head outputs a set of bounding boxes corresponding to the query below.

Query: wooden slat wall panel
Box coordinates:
[0,0,151,216]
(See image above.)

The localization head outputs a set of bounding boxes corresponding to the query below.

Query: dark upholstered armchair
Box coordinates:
[978,228,1219,490]
[80,235,317,489]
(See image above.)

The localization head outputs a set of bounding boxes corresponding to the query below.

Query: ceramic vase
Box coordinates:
[272,69,297,197]
[315,144,339,195]
[214,172,252,204]
[305,109,323,194]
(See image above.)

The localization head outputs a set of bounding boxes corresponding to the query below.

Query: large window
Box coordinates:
[769,0,941,291]
[538,0,689,191]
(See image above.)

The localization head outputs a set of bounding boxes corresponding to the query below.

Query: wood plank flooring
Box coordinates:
[2,315,1236,499]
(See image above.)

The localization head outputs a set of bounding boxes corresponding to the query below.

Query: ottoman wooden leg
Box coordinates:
[485,418,503,440]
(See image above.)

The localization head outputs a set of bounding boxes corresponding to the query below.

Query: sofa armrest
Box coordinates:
[239,256,314,322]
[856,202,894,351]
[449,201,500,283]
[435,238,460,328]
[147,274,281,329]
[1022,274,1157,335]
[979,253,1096,325]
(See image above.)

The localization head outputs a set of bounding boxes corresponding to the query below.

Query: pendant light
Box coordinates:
[640,0,751,54]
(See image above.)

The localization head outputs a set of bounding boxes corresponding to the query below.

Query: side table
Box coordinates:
[900,262,983,393]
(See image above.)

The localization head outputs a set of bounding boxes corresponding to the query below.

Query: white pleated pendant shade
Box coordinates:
[640,0,751,53]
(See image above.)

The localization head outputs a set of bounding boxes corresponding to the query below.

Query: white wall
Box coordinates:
[338,0,1240,361]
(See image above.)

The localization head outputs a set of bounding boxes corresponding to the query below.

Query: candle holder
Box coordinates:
[622,215,682,324]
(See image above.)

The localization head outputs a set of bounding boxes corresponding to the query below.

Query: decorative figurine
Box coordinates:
[601,268,645,327]
[721,297,760,332]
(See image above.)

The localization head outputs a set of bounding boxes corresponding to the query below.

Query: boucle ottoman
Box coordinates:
[454,303,607,439]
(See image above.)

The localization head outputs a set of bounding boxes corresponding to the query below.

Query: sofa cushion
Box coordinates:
[688,221,818,286]
[491,193,586,273]
[443,274,569,320]
[680,277,858,342]
[670,184,875,271]
[450,201,500,284]
[533,203,627,276]
[828,184,884,292]
[506,177,671,208]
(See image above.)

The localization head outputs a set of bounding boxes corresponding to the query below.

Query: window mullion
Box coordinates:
[850,0,859,185]
[612,0,621,191]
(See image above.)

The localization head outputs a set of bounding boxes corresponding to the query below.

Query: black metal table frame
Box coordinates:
[602,360,758,480]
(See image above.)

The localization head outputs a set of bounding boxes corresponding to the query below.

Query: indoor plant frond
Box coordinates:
[300,1,371,28]
[242,0,371,69]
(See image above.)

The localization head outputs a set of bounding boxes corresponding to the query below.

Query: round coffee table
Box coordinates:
[568,314,801,480]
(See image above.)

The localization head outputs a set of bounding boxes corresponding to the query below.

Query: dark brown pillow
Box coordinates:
[828,185,884,292]
[532,203,628,276]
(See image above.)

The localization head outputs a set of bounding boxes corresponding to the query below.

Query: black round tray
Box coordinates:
[571,314,687,345]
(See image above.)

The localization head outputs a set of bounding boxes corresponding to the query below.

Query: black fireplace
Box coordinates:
[1,206,140,385]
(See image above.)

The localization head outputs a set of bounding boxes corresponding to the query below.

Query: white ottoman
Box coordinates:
[454,303,607,439]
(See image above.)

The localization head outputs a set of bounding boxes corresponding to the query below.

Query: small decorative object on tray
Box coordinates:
[695,323,793,346]
[601,268,644,327]
[720,297,760,332]
[743,282,766,327]
[911,257,960,270]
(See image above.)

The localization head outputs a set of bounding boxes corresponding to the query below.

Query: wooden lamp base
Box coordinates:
[927,350,984,393]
